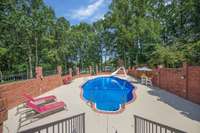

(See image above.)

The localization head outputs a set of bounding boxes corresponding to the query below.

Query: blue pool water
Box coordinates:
[82,76,135,112]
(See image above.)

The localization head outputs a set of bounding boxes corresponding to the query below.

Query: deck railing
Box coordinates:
[0,71,35,84]
[43,69,57,76]
[134,115,186,133]
[19,113,85,133]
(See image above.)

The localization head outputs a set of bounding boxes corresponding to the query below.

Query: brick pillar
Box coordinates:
[57,66,62,75]
[157,65,163,87]
[128,66,131,72]
[0,123,2,133]
[76,67,80,75]
[89,66,92,75]
[96,65,98,75]
[183,62,188,99]
[69,68,72,77]
[0,97,8,133]
[35,67,43,79]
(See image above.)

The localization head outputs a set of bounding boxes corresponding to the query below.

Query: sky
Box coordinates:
[43,0,112,25]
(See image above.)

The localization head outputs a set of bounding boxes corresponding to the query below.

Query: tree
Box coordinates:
[1,0,200,76]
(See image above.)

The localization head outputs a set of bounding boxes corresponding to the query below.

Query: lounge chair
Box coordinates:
[16,93,57,115]
[25,101,66,118]
[22,93,56,103]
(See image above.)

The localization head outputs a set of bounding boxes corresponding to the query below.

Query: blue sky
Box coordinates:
[43,0,112,25]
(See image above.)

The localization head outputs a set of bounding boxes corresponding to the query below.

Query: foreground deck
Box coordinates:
[4,75,200,133]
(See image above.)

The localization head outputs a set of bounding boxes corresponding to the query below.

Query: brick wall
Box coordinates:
[158,68,187,98]
[0,66,75,132]
[0,66,113,111]
[0,75,63,109]
[188,66,200,104]
[0,97,7,127]
[128,64,200,105]
[0,74,65,133]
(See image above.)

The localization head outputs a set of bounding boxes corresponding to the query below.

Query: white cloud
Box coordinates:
[69,0,105,20]
[89,13,105,23]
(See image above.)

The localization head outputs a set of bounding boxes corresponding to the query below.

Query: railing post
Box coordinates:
[57,66,62,75]
[83,113,85,133]
[134,115,137,133]
[35,67,43,79]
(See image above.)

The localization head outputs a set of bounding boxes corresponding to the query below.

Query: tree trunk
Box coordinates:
[104,50,107,70]
[123,46,126,68]
[136,39,140,65]
[28,48,33,78]
[35,37,38,67]
[100,51,103,72]
[0,70,2,82]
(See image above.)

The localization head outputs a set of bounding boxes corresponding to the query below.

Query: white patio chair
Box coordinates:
[146,78,153,86]
[141,76,147,85]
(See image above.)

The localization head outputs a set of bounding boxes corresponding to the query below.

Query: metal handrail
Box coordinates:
[134,115,186,133]
[19,113,85,133]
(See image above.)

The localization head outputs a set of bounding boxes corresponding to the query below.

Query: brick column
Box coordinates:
[76,67,80,75]
[57,66,62,75]
[96,65,98,75]
[182,62,188,99]
[157,65,163,87]
[0,124,2,133]
[0,97,8,133]
[35,67,43,79]
[89,66,92,75]
[69,68,72,77]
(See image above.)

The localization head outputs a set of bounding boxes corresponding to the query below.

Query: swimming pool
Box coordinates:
[81,76,135,112]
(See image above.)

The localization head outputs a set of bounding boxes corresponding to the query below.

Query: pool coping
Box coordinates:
[79,75,138,114]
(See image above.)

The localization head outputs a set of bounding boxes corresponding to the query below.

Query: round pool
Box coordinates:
[81,76,135,112]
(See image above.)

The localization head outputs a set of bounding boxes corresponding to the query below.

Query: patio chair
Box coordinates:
[146,78,153,86]
[22,93,56,103]
[141,75,147,85]
[16,93,57,115]
[25,101,66,118]
[18,101,67,129]
[141,75,153,86]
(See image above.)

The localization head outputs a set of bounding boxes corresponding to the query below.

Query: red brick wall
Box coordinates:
[128,64,200,105]
[188,66,200,104]
[158,68,187,98]
[0,123,2,133]
[0,66,71,131]
[0,75,63,109]
[0,71,113,110]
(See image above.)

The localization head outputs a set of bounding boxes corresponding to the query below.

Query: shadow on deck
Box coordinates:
[147,87,200,122]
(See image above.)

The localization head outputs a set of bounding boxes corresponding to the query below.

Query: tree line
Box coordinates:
[0,0,200,77]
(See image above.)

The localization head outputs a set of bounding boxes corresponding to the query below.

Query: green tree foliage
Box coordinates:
[184,41,200,65]
[102,0,200,67]
[0,0,200,75]
[102,0,162,67]
[149,44,184,67]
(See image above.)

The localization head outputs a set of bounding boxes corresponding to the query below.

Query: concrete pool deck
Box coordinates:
[3,75,200,133]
